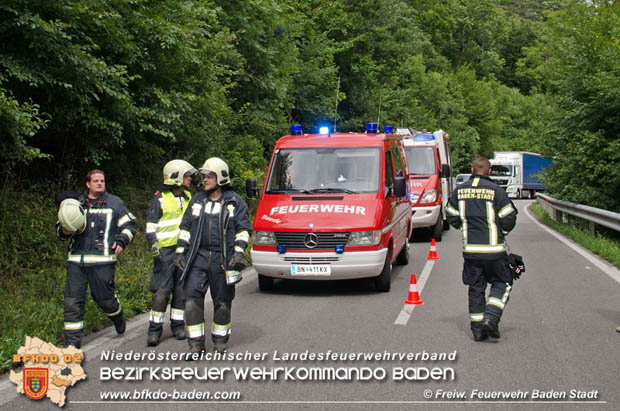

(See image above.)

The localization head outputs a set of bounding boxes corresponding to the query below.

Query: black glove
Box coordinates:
[174,253,186,271]
[506,253,525,280]
[228,252,247,272]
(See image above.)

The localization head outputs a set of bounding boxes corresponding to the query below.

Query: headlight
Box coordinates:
[419,189,437,204]
[253,231,276,245]
[347,230,381,246]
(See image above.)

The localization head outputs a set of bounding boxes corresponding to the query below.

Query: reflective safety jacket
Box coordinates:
[176,188,251,281]
[57,192,137,265]
[446,174,517,260]
[146,188,191,248]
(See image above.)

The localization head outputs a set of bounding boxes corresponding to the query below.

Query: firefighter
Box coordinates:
[144,160,197,347]
[174,157,251,354]
[56,169,137,348]
[446,157,517,342]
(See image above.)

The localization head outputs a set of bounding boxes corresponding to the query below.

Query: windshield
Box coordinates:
[404,146,436,175]
[265,147,381,194]
[491,164,512,176]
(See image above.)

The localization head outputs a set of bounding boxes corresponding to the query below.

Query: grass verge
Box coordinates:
[530,201,620,269]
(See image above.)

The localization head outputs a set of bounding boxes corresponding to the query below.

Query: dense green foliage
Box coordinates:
[2,0,620,372]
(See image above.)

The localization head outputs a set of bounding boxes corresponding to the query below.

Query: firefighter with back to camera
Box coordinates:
[174,157,251,354]
[145,160,197,347]
[56,169,137,348]
[445,157,517,342]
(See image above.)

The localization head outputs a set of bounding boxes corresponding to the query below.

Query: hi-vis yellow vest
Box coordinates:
[157,191,190,247]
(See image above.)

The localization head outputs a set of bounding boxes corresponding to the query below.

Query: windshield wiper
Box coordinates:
[307,188,358,194]
[265,188,313,194]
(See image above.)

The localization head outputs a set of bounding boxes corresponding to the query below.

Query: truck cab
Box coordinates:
[247,123,412,292]
[397,128,452,241]
[490,152,552,199]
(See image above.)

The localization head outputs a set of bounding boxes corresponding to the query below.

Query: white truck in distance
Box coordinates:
[489,151,552,199]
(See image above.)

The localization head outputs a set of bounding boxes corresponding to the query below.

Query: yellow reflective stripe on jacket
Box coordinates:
[157,191,190,247]
[486,202,497,245]
[178,230,191,243]
[462,244,507,253]
[68,254,117,263]
[459,200,467,245]
[117,213,136,227]
[235,230,249,244]
[498,203,515,218]
[446,204,459,216]
[146,222,157,234]
[121,228,134,241]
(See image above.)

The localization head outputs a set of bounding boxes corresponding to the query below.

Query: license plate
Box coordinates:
[291,264,331,276]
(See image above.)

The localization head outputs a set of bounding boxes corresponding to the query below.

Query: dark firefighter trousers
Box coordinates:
[462,257,513,330]
[64,262,124,346]
[183,249,235,347]
[149,246,185,336]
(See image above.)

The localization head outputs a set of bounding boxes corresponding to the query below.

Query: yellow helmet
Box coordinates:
[199,157,230,186]
[58,198,86,233]
[163,159,197,187]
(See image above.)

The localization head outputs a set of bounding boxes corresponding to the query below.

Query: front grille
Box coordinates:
[275,232,350,250]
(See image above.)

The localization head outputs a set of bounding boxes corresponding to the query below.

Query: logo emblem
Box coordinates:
[24,368,48,400]
[304,233,318,248]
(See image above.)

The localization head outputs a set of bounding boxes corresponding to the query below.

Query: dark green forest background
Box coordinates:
[1,0,619,370]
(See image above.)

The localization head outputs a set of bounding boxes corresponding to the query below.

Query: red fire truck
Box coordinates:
[246,123,412,292]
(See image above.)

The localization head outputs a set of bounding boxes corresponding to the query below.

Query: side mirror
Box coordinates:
[441,164,451,178]
[393,175,406,197]
[245,178,259,198]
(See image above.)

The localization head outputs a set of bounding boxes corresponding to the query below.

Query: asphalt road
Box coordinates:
[1,200,619,410]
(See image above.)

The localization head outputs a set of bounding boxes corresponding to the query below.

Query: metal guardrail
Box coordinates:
[536,193,620,235]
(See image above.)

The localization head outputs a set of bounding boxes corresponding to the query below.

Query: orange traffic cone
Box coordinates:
[426,238,440,260]
[404,274,424,305]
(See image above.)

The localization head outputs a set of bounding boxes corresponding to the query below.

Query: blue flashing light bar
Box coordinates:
[334,245,344,254]
[277,244,287,254]
[291,124,303,135]
[413,133,435,141]
[366,122,378,133]
[319,126,329,135]
[384,125,393,133]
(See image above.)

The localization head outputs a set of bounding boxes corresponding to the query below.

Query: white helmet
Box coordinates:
[58,198,86,233]
[163,159,197,187]
[199,157,230,186]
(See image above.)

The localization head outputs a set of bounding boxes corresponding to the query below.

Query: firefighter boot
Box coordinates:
[187,338,205,357]
[482,318,500,339]
[147,334,160,347]
[471,323,488,342]
[214,341,227,354]
[111,311,126,335]
[173,327,186,340]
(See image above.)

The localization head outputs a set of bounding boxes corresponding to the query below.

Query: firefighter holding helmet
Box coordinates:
[56,169,137,348]
[144,159,197,346]
[174,157,251,354]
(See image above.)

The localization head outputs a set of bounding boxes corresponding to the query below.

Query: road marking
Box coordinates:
[525,203,620,284]
[394,260,435,325]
